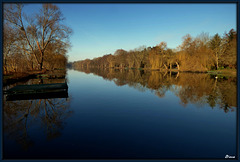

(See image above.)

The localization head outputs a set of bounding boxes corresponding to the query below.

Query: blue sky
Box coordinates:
[23,3,236,62]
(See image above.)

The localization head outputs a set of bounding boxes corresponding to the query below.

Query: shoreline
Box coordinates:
[75,67,237,77]
[3,70,47,86]
[4,68,236,86]
[3,69,68,86]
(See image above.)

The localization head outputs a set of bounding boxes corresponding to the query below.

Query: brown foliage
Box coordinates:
[3,4,72,73]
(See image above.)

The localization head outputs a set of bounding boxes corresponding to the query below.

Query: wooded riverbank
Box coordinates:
[72,29,236,73]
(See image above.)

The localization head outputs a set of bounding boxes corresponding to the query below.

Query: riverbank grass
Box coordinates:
[207,69,236,77]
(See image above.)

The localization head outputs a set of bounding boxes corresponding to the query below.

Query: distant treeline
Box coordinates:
[72,29,236,72]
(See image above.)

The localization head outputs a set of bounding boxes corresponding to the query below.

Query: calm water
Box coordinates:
[3,69,237,159]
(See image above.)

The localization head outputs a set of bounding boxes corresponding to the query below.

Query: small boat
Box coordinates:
[4,83,68,101]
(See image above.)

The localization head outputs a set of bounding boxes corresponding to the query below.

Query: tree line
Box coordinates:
[73,29,236,72]
[3,4,72,75]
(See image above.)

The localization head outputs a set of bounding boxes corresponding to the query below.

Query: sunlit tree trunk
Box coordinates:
[176,62,180,71]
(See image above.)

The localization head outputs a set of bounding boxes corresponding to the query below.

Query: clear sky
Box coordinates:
[23,3,236,62]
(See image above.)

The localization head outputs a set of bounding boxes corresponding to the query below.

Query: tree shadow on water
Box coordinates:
[3,96,73,151]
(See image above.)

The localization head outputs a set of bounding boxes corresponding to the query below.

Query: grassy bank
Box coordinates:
[3,69,67,86]
[122,67,236,76]
[3,70,47,86]
[207,69,237,77]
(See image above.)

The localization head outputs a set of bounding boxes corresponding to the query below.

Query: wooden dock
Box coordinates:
[4,83,68,101]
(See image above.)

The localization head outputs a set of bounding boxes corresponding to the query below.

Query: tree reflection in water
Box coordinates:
[3,79,72,150]
[76,67,236,113]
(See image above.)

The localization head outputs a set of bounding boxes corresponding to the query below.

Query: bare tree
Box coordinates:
[4,3,72,70]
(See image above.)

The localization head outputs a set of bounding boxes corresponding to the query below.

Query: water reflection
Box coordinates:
[3,69,236,159]
[3,78,72,151]
[76,67,237,113]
